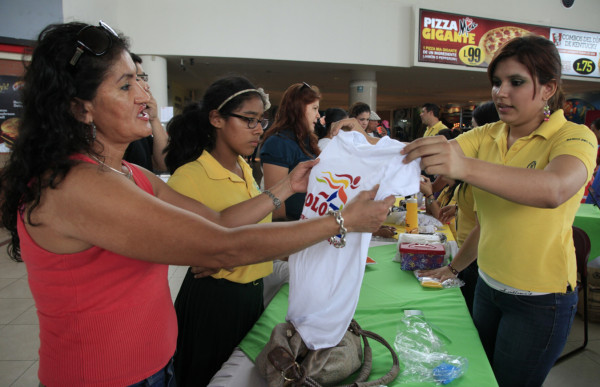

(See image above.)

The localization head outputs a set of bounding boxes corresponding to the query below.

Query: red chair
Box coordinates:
[555,226,591,364]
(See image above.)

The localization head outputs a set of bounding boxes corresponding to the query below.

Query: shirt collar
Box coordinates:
[196,150,248,183]
[489,109,567,143]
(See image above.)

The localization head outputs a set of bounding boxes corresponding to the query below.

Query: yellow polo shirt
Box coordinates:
[423,121,448,137]
[455,110,597,292]
[454,183,476,248]
[436,185,457,240]
[167,150,273,283]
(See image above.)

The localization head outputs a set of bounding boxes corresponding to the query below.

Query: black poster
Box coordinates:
[0,75,24,146]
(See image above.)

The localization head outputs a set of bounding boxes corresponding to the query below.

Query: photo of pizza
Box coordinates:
[479,26,532,63]
[0,117,21,147]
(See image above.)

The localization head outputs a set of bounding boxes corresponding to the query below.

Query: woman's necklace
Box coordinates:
[87,153,133,179]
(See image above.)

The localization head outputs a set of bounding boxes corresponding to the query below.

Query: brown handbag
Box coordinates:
[256,319,400,387]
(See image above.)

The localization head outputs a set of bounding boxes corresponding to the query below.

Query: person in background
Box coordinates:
[366,110,381,137]
[583,118,600,204]
[419,128,461,241]
[376,117,391,137]
[471,100,500,129]
[0,21,394,387]
[164,76,311,386]
[587,118,600,168]
[348,101,371,131]
[318,107,348,151]
[260,82,322,220]
[406,35,597,386]
[420,103,448,137]
[123,53,168,172]
[437,101,500,315]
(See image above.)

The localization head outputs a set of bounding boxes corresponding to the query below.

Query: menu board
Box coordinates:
[551,28,600,78]
[0,76,24,148]
[418,9,550,68]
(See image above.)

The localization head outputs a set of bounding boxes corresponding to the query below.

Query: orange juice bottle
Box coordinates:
[405,196,418,233]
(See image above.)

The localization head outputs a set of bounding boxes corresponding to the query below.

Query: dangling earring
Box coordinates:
[543,103,551,122]
[89,121,97,142]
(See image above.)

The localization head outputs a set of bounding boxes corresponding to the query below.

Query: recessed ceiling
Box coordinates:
[165,56,600,111]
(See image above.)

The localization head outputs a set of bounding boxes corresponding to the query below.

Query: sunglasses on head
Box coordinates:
[69,20,119,66]
[301,82,311,90]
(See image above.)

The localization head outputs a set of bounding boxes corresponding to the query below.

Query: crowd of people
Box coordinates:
[0,19,597,387]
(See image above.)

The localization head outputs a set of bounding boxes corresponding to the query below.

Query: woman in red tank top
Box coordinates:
[0,22,393,387]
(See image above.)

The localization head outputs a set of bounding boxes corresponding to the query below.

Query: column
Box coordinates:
[348,70,377,111]
[139,55,169,121]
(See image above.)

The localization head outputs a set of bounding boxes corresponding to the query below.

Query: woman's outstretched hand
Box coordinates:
[287,159,319,193]
[402,136,466,180]
[418,265,456,282]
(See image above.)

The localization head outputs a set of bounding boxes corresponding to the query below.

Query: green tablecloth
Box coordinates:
[574,203,600,261]
[239,244,498,386]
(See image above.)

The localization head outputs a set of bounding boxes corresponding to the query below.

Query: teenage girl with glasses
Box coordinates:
[164,76,316,386]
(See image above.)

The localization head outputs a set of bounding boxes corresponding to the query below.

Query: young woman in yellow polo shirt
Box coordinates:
[403,35,597,386]
[164,77,316,386]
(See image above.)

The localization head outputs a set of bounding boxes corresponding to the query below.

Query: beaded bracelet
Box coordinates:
[326,209,347,248]
[447,262,459,276]
[263,189,281,210]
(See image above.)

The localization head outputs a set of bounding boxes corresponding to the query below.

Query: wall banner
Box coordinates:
[418,9,549,69]
[551,28,600,78]
[418,9,600,79]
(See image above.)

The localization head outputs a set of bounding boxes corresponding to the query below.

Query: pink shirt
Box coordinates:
[18,156,177,386]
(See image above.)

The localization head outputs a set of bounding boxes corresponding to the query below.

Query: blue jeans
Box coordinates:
[128,357,177,387]
[473,278,577,387]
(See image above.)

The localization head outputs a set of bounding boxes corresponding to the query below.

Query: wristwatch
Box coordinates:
[263,189,281,210]
[426,195,435,205]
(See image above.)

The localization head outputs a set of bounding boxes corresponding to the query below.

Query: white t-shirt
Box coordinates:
[318,137,332,151]
[286,131,420,349]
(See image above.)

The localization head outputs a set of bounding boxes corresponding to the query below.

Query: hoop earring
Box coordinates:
[543,103,551,122]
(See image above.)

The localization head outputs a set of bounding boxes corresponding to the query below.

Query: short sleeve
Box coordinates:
[455,124,488,158]
[260,135,294,168]
[167,165,209,204]
[549,124,598,179]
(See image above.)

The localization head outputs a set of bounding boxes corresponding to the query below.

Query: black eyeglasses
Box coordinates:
[137,73,149,82]
[228,113,269,129]
[69,20,119,66]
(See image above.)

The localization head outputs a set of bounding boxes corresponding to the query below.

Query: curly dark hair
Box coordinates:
[348,102,370,118]
[164,76,266,174]
[261,83,321,157]
[0,22,129,261]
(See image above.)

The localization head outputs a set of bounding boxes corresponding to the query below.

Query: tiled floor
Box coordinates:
[1,229,599,386]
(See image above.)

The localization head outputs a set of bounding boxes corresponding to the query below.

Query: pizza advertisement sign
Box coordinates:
[418,9,549,68]
[551,28,600,78]
[0,76,24,149]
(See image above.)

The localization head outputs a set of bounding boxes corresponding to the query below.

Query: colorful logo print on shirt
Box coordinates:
[304,172,361,216]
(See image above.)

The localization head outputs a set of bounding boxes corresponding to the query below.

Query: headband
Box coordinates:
[216,88,271,112]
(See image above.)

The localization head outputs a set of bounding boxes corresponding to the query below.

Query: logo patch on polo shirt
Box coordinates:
[527,161,537,169]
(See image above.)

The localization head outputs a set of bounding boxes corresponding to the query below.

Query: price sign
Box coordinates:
[458,45,484,66]
[572,58,596,75]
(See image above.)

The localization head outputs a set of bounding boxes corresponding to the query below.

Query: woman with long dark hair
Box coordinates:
[405,35,597,386]
[0,22,393,386]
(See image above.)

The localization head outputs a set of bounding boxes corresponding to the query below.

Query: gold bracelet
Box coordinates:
[447,262,459,276]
